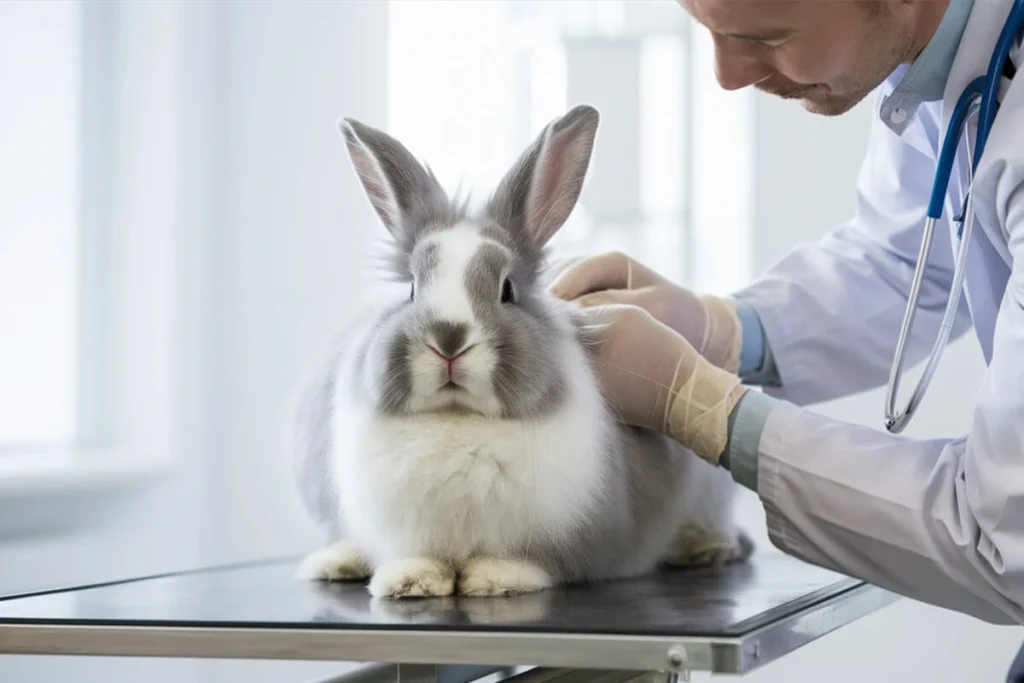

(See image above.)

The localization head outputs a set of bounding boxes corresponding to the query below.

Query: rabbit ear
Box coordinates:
[339,118,448,240]
[488,105,599,249]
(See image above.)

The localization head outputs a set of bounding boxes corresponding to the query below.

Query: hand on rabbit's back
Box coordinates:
[291,105,752,599]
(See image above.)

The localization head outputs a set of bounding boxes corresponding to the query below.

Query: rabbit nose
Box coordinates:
[428,346,466,366]
[429,320,469,359]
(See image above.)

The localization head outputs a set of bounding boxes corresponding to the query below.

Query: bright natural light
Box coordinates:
[0,2,81,448]
[386,0,691,279]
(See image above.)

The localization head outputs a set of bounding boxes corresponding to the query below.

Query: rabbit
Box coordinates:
[290,104,753,599]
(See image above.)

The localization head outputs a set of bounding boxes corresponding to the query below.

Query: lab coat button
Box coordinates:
[890,107,907,124]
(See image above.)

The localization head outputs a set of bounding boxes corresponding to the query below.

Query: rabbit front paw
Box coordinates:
[662,524,754,568]
[456,557,553,596]
[369,558,456,598]
[296,542,373,581]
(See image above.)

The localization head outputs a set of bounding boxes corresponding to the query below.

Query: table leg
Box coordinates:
[316,663,686,683]
[314,664,516,683]
[399,664,514,683]
[312,663,398,683]
[492,667,682,683]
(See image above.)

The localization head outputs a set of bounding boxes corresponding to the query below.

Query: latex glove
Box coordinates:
[580,304,748,465]
[550,251,742,373]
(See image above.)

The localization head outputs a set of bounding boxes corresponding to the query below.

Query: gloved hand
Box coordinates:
[550,251,742,373]
[579,304,749,465]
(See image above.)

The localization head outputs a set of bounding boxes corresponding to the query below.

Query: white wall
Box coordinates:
[709,91,1022,682]
[200,0,390,565]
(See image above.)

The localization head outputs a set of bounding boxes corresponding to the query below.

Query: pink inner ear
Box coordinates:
[347,136,399,230]
[535,154,566,213]
[527,128,580,244]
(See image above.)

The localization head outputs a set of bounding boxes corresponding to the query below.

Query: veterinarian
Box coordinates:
[552,0,1024,674]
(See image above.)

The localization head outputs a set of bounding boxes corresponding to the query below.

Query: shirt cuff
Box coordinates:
[735,300,763,374]
[733,299,782,387]
[722,389,779,492]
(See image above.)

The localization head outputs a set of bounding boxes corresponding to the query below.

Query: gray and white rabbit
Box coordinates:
[291,104,752,599]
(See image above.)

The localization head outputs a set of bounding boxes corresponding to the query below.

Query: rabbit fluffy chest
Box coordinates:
[334,408,610,566]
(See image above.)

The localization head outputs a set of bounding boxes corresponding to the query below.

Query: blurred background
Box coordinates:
[0,0,1017,680]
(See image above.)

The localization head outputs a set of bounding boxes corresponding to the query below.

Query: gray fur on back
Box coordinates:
[290,333,347,543]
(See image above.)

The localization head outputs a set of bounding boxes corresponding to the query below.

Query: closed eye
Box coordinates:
[727,29,794,47]
[736,36,788,48]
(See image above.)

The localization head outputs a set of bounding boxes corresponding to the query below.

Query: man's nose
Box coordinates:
[713,42,772,91]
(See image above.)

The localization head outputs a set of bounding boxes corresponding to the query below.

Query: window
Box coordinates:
[0,2,179,515]
[387,0,700,284]
[0,2,82,451]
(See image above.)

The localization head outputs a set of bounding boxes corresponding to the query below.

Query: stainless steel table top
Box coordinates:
[0,553,896,675]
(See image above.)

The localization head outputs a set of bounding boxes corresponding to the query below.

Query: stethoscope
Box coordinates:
[884,0,1024,434]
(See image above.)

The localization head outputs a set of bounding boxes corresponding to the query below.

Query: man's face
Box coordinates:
[678,0,931,116]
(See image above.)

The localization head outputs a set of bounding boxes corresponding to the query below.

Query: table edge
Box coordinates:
[0,583,898,674]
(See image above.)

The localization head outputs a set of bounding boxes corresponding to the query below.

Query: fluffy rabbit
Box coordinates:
[291,104,752,599]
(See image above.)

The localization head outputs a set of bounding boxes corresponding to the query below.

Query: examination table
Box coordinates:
[0,552,895,680]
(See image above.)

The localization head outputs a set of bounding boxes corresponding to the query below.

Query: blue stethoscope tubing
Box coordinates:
[884,0,1024,434]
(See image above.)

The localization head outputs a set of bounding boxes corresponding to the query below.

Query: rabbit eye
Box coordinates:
[501,278,515,304]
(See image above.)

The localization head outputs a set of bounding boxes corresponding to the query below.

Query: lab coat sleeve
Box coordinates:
[731,103,974,407]
[739,176,1024,625]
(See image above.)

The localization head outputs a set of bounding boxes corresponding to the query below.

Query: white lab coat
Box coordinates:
[735,0,1024,625]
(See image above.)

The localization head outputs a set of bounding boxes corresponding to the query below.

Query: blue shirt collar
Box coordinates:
[879,0,974,134]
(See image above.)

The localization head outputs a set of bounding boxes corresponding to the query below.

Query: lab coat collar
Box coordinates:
[880,0,974,136]
[942,0,1018,117]
[940,0,1018,201]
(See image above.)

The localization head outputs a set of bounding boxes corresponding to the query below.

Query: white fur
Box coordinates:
[405,224,512,416]
[457,557,554,596]
[420,224,486,325]
[295,541,372,581]
[331,326,614,570]
[407,342,503,416]
[369,558,456,598]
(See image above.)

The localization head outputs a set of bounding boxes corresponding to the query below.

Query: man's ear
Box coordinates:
[339,117,448,241]
[487,104,599,248]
